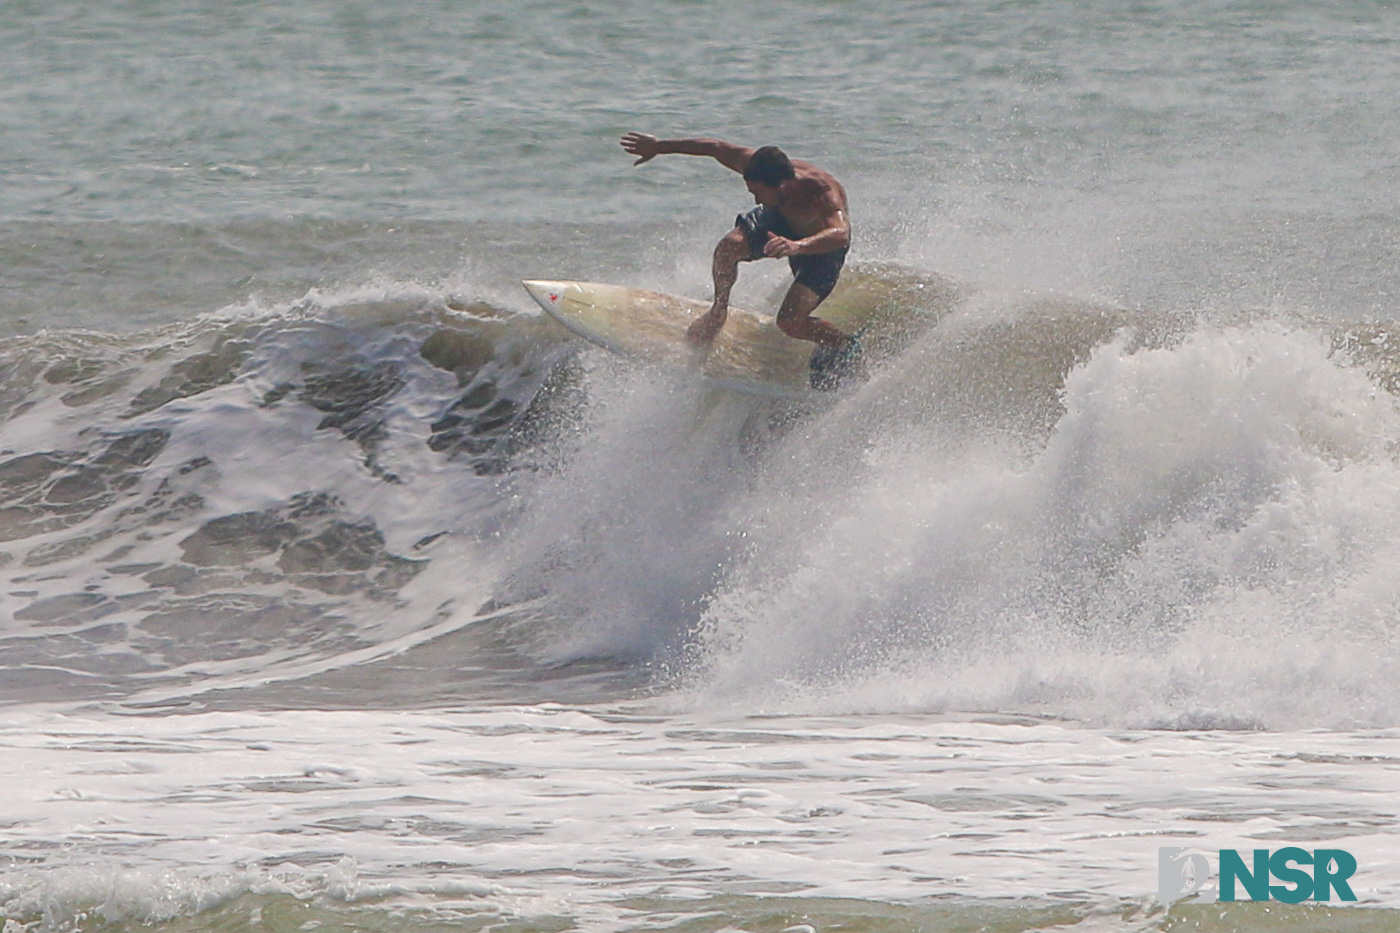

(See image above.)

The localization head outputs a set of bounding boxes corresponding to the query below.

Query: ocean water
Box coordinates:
[5,1,1400,931]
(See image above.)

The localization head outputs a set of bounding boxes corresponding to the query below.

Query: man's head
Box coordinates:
[743,146,795,204]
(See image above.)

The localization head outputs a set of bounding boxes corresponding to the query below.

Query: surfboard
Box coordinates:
[522,279,866,397]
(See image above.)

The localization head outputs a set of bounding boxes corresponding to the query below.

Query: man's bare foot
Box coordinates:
[809,330,864,390]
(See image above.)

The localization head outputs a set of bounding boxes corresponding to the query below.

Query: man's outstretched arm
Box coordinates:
[621,132,753,174]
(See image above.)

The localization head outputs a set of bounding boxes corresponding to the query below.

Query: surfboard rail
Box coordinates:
[521,272,946,396]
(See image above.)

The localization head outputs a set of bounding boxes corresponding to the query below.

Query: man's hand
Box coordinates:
[621,132,661,165]
[763,232,800,258]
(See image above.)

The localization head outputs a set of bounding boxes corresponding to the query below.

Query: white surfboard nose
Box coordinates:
[522,280,571,311]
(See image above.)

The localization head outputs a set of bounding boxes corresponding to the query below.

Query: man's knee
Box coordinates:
[776,283,822,337]
[715,227,748,262]
[776,305,816,338]
[776,314,808,338]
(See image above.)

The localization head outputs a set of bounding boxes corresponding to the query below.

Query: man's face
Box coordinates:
[746,179,780,207]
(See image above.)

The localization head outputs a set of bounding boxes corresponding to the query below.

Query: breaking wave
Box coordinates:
[2,264,1399,728]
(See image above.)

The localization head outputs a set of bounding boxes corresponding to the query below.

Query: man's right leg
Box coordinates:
[688,226,748,346]
[711,226,748,312]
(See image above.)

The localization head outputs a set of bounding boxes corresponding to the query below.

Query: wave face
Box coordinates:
[0,285,587,709]
[0,265,1397,729]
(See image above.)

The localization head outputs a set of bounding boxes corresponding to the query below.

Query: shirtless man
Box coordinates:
[620,132,859,387]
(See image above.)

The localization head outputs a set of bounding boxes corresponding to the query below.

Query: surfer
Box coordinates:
[620,132,859,388]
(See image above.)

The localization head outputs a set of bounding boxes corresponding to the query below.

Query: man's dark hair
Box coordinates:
[743,146,796,188]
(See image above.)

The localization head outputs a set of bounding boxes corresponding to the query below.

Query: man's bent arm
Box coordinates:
[774,210,850,255]
[794,212,850,253]
[621,133,753,173]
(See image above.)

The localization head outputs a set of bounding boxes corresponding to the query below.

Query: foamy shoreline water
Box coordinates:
[4,705,1400,931]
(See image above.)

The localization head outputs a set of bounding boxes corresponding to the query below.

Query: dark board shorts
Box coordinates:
[736,205,848,301]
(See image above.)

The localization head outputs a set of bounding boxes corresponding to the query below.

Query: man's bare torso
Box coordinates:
[775,162,849,241]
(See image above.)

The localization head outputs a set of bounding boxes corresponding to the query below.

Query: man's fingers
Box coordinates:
[621,133,656,165]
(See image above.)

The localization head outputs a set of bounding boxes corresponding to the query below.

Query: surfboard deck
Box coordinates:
[523,279,876,397]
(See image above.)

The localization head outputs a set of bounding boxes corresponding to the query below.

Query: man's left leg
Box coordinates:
[776,279,863,390]
[775,282,851,349]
